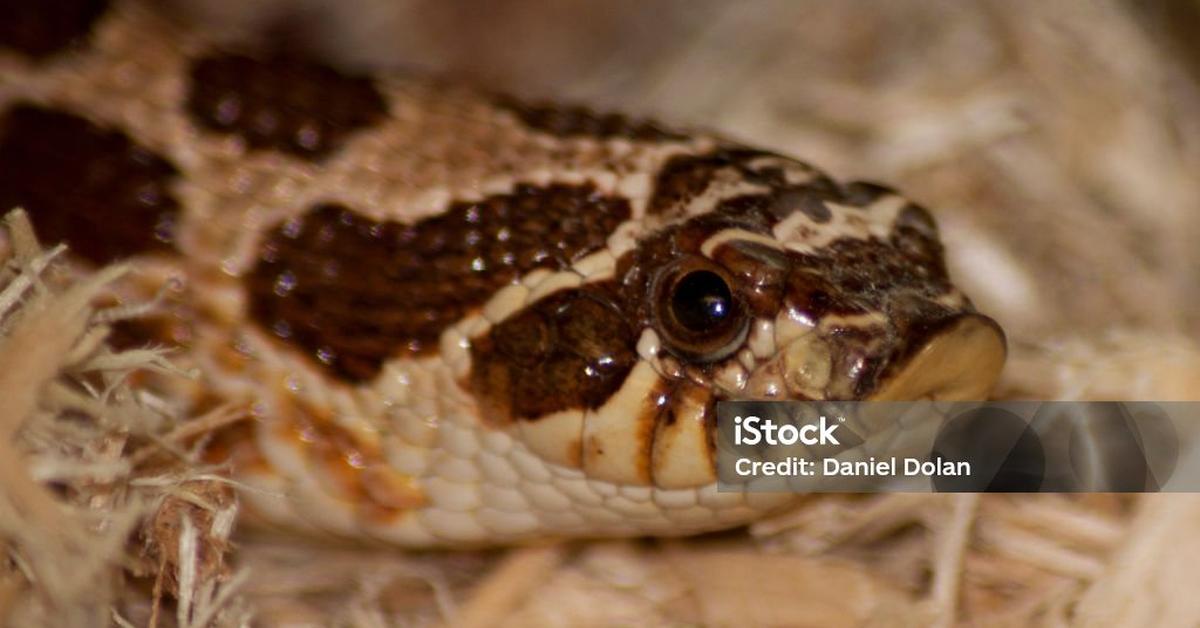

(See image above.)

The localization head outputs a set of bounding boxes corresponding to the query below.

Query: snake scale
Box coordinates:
[0,0,1006,547]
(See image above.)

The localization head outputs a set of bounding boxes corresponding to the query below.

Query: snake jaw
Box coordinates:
[737,309,1006,403]
[869,312,1007,401]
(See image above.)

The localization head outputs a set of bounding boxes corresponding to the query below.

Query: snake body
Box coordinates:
[0,0,1006,546]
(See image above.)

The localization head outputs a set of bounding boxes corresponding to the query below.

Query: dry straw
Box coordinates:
[0,210,248,627]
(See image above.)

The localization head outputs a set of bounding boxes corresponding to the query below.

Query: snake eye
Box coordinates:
[672,270,733,331]
[653,257,748,362]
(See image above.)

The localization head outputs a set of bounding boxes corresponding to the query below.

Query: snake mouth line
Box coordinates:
[868,312,1007,402]
[710,310,1006,404]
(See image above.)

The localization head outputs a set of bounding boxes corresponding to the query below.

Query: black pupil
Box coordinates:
[671,270,733,332]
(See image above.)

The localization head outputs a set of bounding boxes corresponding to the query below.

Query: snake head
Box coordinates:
[469,148,1005,492]
[614,148,1005,401]
[637,187,1005,403]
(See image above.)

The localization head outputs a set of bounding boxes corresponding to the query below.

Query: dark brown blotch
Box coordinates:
[783,236,952,320]
[782,269,841,319]
[0,0,109,60]
[246,183,631,383]
[822,324,891,399]
[711,242,788,317]
[186,53,388,159]
[709,194,775,233]
[769,185,832,223]
[841,181,896,207]
[646,154,722,216]
[495,96,686,142]
[0,103,181,264]
[470,283,638,421]
[493,308,553,367]
[894,202,938,237]
[890,203,944,271]
[645,148,779,215]
[554,293,628,362]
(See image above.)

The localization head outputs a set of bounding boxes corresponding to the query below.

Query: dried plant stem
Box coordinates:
[451,544,566,628]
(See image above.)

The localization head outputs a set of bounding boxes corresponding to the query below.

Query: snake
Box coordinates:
[0,0,1006,547]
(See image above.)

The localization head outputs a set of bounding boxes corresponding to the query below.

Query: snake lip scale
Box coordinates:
[0,0,1006,547]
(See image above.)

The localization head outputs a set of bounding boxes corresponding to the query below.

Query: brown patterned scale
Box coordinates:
[0,0,1006,546]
